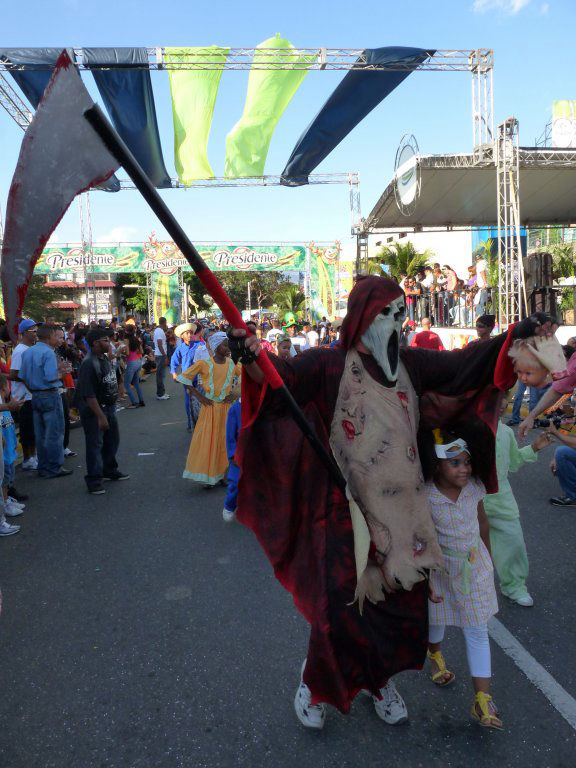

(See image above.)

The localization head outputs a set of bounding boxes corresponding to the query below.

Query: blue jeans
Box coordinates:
[124,360,144,405]
[155,355,166,396]
[555,445,576,498]
[510,382,550,423]
[184,386,193,430]
[31,391,64,476]
[224,462,240,512]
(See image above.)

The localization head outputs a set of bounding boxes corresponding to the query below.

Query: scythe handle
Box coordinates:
[84,104,346,493]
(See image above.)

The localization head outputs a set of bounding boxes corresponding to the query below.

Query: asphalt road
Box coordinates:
[0,375,575,768]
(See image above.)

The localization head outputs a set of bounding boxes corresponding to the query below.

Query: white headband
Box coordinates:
[434,438,469,459]
[208,331,227,353]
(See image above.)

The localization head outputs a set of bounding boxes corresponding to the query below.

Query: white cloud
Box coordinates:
[473,0,531,13]
[95,226,139,243]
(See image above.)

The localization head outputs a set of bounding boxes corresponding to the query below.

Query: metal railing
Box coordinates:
[406,287,495,328]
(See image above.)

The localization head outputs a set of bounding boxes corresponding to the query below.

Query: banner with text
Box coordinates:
[35,242,308,275]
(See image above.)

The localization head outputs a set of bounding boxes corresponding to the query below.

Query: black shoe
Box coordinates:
[506,419,520,427]
[550,496,576,506]
[88,484,106,495]
[138,401,146,407]
[103,472,130,481]
[7,486,28,502]
[45,469,73,478]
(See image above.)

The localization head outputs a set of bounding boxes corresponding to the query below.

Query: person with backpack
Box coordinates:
[75,328,129,495]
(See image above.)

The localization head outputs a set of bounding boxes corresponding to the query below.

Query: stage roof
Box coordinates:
[365,148,576,232]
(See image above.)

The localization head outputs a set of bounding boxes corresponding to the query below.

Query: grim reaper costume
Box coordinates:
[236,277,521,716]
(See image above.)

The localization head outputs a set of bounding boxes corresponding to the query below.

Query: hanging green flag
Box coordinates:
[165,46,229,182]
[224,35,314,178]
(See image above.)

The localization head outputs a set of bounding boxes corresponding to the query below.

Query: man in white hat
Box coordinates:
[170,322,203,431]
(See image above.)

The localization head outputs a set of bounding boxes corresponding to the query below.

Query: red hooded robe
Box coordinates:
[237,277,516,712]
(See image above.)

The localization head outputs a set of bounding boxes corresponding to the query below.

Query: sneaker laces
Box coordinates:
[381,682,402,706]
[298,683,324,712]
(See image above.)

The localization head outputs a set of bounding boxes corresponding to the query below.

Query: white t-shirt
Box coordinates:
[306,330,319,347]
[266,328,283,343]
[476,259,488,289]
[291,334,309,353]
[421,274,434,289]
[10,343,32,401]
[153,327,167,356]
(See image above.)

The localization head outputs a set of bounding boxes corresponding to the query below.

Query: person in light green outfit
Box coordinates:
[484,395,551,607]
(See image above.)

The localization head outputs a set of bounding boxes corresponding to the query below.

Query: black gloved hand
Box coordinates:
[513,312,557,339]
[226,329,258,365]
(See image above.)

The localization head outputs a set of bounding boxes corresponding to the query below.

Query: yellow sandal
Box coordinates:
[427,649,455,687]
[471,692,503,730]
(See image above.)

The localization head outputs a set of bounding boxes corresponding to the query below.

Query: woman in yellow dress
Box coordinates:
[177,332,240,486]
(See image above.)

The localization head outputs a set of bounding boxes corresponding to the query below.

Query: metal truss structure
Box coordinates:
[0,48,493,72]
[77,191,100,321]
[0,46,498,309]
[496,118,526,326]
[119,172,359,189]
[471,52,494,163]
[0,72,32,130]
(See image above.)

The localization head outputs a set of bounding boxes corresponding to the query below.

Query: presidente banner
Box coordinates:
[34,238,339,320]
[35,241,308,275]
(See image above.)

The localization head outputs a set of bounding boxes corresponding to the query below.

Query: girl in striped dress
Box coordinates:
[424,428,502,730]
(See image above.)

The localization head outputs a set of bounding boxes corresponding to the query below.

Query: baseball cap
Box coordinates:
[18,319,38,333]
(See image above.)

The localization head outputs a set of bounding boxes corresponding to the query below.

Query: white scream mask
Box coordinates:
[360,296,406,383]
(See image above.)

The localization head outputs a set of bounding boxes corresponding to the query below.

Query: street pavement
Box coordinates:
[0,375,575,767]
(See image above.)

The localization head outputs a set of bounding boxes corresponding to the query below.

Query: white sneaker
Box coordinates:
[156,394,170,400]
[5,503,23,518]
[372,680,408,725]
[22,457,38,471]
[222,508,236,523]
[0,520,20,536]
[6,497,25,509]
[294,660,326,729]
[514,593,534,607]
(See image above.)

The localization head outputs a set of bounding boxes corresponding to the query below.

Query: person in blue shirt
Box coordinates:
[223,398,242,523]
[19,324,71,479]
[171,322,203,432]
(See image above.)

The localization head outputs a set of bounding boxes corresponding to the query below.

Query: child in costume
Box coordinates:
[423,428,502,730]
[484,395,551,607]
[223,398,241,523]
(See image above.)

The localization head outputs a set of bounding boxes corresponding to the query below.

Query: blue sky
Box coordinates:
[0,0,573,257]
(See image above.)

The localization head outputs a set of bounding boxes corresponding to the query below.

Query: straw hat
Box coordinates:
[174,322,196,338]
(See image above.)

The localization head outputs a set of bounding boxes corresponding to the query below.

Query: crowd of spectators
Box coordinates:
[396,254,490,327]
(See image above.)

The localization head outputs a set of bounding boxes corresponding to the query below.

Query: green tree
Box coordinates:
[216,272,289,312]
[20,277,68,322]
[373,241,432,281]
[274,282,306,315]
[116,273,147,314]
[363,259,385,276]
[549,242,576,280]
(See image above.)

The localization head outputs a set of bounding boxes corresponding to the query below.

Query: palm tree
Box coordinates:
[550,242,576,280]
[373,241,432,281]
[363,259,386,276]
[274,282,306,315]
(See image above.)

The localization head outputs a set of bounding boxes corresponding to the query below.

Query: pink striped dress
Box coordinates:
[427,479,498,627]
